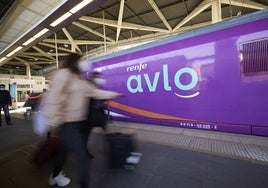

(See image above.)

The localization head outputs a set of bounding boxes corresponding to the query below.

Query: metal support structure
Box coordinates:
[25,63,31,79]
[103,10,107,54]
[116,0,125,42]
[147,0,172,31]
[80,16,168,33]
[55,33,59,70]
[173,0,212,31]
[73,21,115,42]
[1,0,268,73]
[212,0,222,23]
[62,28,81,53]
[221,0,267,10]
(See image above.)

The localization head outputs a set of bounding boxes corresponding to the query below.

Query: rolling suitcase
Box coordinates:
[106,132,141,169]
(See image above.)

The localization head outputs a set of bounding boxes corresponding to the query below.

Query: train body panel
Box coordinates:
[85,9,268,136]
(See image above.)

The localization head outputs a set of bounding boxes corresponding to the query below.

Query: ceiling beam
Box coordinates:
[212,0,222,23]
[87,21,212,57]
[38,42,73,53]
[32,46,55,60]
[17,54,51,62]
[72,22,115,42]
[80,16,169,33]
[28,62,53,65]
[147,0,172,31]
[173,0,212,31]
[14,57,28,64]
[116,0,125,42]
[23,52,69,56]
[221,0,267,10]
[62,28,82,53]
[13,57,43,69]
[43,39,108,45]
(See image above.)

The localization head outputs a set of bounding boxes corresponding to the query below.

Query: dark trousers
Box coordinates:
[0,104,11,125]
[80,120,93,157]
[53,121,89,188]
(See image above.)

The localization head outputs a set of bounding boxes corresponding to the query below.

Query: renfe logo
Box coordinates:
[126,63,200,98]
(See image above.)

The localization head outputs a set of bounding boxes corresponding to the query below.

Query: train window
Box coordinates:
[240,38,268,77]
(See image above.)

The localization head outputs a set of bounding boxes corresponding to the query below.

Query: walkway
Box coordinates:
[0,110,266,188]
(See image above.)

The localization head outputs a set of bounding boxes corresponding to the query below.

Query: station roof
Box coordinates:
[0,0,267,76]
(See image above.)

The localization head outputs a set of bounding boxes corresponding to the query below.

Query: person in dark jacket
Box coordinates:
[81,71,107,159]
[0,84,13,126]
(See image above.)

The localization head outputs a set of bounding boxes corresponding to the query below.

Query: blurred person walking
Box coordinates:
[26,89,47,112]
[82,71,108,159]
[0,84,13,126]
[44,53,121,188]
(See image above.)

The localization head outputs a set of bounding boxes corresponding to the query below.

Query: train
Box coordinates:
[83,9,268,136]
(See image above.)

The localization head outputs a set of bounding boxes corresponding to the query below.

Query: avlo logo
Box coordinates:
[126,64,200,98]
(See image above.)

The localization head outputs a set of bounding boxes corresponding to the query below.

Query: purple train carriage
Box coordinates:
[84,9,268,136]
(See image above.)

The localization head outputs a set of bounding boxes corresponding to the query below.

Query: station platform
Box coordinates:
[0,110,268,188]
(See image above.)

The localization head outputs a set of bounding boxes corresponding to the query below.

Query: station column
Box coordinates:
[25,63,31,79]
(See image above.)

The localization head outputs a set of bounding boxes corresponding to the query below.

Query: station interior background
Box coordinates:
[0,0,268,108]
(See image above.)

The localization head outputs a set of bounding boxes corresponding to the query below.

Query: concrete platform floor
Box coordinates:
[0,112,267,188]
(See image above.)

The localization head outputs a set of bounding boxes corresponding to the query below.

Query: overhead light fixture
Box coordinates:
[23,37,35,46]
[6,50,16,57]
[22,28,49,46]
[70,0,93,13]
[6,46,23,57]
[33,28,49,38]
[50,0,94,27]
[13,46,23,53]
[6,51,15,57]
[1,1,94,59]
[50,12,72,27]
[0,57,7,62]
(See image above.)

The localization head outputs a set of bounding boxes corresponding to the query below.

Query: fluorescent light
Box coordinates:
[13,46,23,53]
[6,51,15,57]
[5,46,23,57]
[22,28,49,46]
[50,12,72,27]
[70,0,93,14]
[50,0,95,27]
[33,28,49,38]
[0,57,7,62]
[23,37,36,46]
